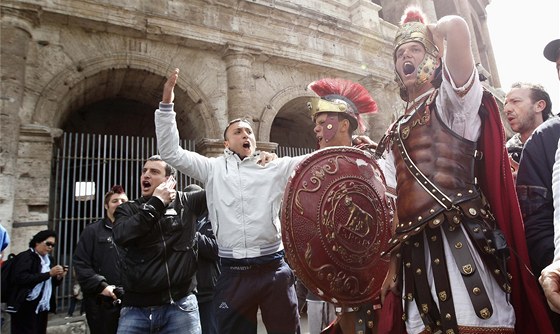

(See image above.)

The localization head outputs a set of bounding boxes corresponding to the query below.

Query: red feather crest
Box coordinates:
[308,78,378,133]
[308,78,378,115]
[400,6,429,25]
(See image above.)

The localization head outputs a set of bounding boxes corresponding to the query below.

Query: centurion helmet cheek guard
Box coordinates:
[393,9,440,100]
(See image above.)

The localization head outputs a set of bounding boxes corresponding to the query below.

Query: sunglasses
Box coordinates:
[44,241,56,248]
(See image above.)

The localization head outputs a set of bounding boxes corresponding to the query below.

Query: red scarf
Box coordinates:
[476,92,554,333]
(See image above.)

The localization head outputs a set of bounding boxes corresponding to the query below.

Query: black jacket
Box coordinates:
[112,191,206,307]
[194,211,220,303]
[6,249,61,313]
[73,217,125,297]
[517,116,560,275]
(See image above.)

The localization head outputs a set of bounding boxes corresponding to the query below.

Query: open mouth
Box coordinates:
[403,62,415,75]
[242,142,251,149]
[142,181,151,188]
[316,136,323,144]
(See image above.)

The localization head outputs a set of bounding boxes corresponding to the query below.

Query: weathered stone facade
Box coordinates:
[0,0,499,254]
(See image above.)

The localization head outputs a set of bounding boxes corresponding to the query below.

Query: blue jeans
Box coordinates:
[117,294,201,334]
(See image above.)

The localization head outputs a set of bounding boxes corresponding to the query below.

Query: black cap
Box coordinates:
[543,39,560,62]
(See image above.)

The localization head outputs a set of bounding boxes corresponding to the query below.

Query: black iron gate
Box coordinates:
[50,132,312,309]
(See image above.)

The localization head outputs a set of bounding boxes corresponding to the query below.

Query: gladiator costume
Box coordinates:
[381,88,514,333]
[380,8,554,334]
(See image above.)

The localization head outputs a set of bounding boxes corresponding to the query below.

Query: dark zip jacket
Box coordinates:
[6,249,62,313]
[73,217,125,297]
[112,191,206,307]
[517,116,560,275]
[194,211,220,303]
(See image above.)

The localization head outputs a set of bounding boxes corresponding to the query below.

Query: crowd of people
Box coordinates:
[2,4,560,334]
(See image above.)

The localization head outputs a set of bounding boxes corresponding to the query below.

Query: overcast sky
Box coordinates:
[486,0,560,114]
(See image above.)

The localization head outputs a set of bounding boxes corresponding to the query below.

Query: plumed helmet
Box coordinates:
[393,7,440,100]
[307,78,378,134]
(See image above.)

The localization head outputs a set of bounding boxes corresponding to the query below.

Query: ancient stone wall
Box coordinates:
[0,0,499,253]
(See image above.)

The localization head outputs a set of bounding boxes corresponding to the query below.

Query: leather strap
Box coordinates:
[452,196,511,294]
[402,241,414,325]
[374,114,407,159]
[442,221,494,320]
[408,234,441,331]
[425,226,458,333]
[462,216,511,295]
[353,303,375,334]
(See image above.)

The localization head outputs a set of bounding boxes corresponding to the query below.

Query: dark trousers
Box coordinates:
[67,296,85,316]
[11,299,48,334]
[83,295,121,334]
[214,258,300,334]
[198,299,218,334]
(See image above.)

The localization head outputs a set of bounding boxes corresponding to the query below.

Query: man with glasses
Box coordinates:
[112,155,208,334]
[155,69,306,334]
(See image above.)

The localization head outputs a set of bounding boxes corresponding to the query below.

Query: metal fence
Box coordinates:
[51,132,312,308]
[276,145,314,158]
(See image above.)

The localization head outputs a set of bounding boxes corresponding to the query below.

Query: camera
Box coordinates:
[113,286,125,306]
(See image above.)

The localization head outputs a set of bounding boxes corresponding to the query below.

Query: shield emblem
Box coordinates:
[282,146,393,306]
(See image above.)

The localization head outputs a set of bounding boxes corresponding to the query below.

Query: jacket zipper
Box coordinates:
[156,219,174,303]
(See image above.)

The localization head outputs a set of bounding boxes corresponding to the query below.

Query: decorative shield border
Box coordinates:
[282,146,393,306]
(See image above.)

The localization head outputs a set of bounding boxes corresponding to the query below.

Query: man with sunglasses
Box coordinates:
[112,155,208,334]
[155,69,306,334]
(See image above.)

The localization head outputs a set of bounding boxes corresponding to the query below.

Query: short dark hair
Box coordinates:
[29,229,57,248]
[184,184,203,193]
[147,155,176,177]
[336,113,354,137]
[223,119,252,141]
[104,185,126,207]
[510,82,553,121]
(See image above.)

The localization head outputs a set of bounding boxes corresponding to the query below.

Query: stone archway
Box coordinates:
[258,85,316,148]
[31,54,218,139]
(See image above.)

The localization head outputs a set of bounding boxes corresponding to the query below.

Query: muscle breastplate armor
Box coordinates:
[389,98,512,333]
[392,101,479,235]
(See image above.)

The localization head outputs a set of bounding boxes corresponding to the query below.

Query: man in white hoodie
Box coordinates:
[154,68,306,334]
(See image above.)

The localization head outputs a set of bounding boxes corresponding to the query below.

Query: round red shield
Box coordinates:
[282,146,393,306]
